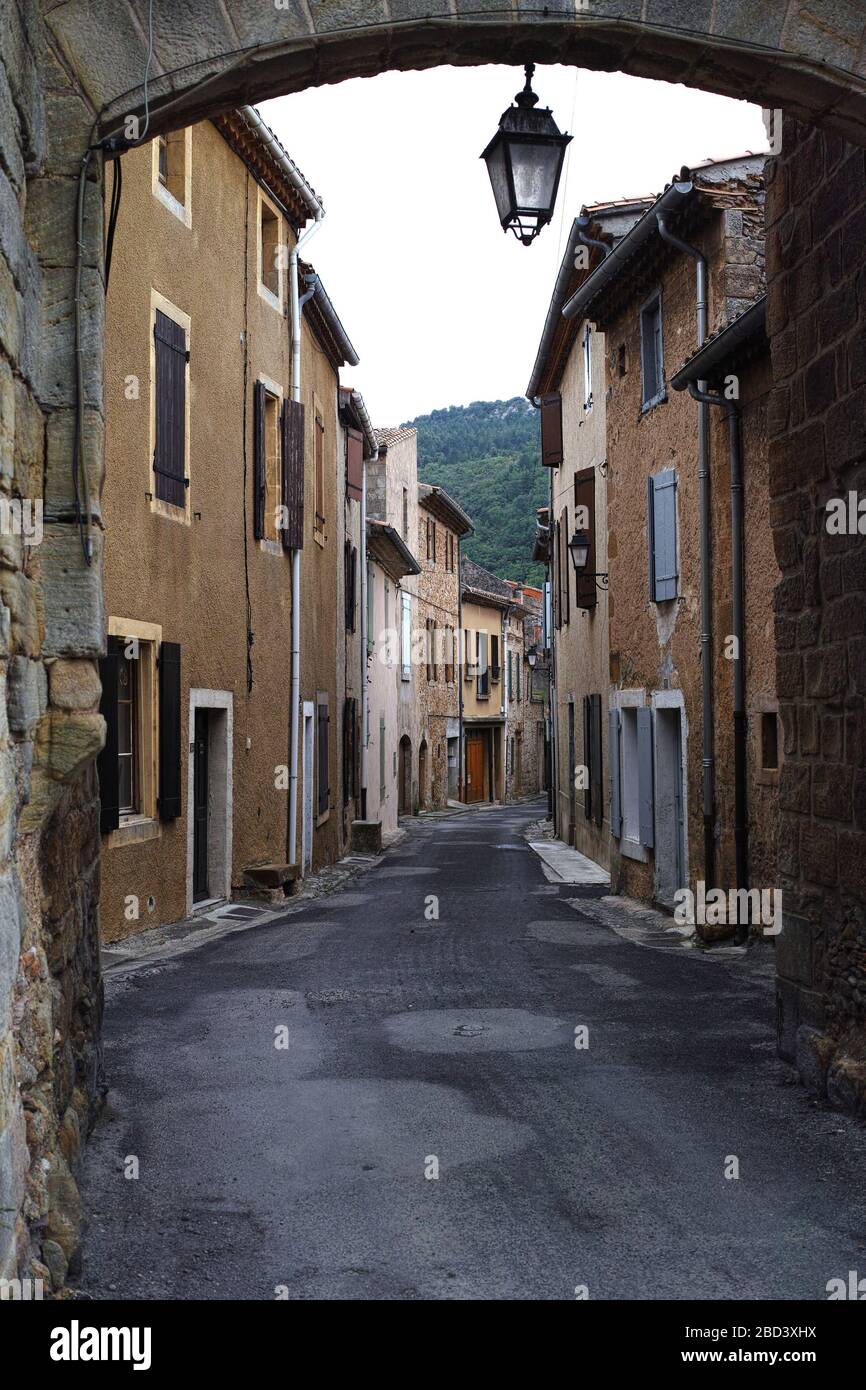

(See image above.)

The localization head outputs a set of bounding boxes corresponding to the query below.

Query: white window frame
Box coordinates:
[400,591,412,682]
[257,185,285,312]
[583,323,593,412]
[105,617,162,849]
[613,688,649,863]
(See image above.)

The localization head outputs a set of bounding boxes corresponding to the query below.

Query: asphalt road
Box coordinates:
[79,800,866,1301]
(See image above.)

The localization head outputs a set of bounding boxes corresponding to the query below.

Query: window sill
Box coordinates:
[152,495,190,526]
[618,835,649,863]
[154,181,190,227]
[639,390,667,416]
[257,282,283,313]
[314,530,326,548]
[259,538,283,557]
[106,816,160,849]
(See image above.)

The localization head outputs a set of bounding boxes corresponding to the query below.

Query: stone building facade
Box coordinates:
[560,155,776,919]
[502,585,546,803]
[417,484,473,809]
[766,118,866,1112]
[528,200,650,870]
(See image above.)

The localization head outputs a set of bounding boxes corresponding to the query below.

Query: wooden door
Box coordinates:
[466,732,486,803]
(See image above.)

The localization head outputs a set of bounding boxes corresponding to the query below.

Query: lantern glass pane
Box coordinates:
[483,138,513,224]
[507,137,560,213]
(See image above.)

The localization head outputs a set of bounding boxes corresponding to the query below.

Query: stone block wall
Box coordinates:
[0,2,104,1292]
[766,117,866,1114]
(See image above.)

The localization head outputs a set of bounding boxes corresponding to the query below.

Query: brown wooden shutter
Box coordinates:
[97,636,124,835]
[540,392,563,468]
[346,427,364,503]
[158,640,182,821]
[253,381,266,540]
[281,397,305,549]
[561,507,571,625]
[574,467,597,610]
[153,310,187,507]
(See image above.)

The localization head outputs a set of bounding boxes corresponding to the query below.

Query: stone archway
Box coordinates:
[4,0,866,1291]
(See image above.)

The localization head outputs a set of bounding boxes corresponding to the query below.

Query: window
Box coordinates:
[610,704,654,851]
[761,712,779,771]
[432,622,439,681]
[640,290,665,408]
[402,487,409,539]
[344,541,357,631]
[316,694,329,821]
[476,632,489,699]
[583,325,593,411]
[314,410,325,539]
[117,647,138,814]
[444,627,454,684]
[491,634,500,683]
[516,654,521,701]
[464,628,473,682]
[425,618,433,682]
[426,517,432,561]
[574,467,597,611]
[540,392,563,468]
[401,592,411,682]
[259,195,281,302]
[97,622,166,841]
[342,698,358,806]
[379,714,386,799]
[263,389,280,542]
[153,128,191,224]
[432,523,437,564]
[507,650,513,700]
[648,469,678,602]
[153,304,188,511]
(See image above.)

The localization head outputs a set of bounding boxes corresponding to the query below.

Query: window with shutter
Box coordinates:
[648,469,678,602]
[609,708,622,838]
[158,640,182,821]
[401,593,411,682]
[346,427,364,503]
[253,380,266,540]
[379,714,386,800]
[342,698,357,805]
[477,632,489,699]
[540,392,563,467]
[280,397,304,550]
[574,468,597,610]
[316,697,329,819]
[344,541,357,631]
[314,411,325,539]
[97,637,123,835]
[560,507,571,625]
[153,309,187,508]
[491,634,500,683]
[590,694,603,830]
[640,290,665,408]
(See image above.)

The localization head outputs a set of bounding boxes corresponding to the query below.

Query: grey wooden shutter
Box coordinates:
[540,392,563,467]
[590,693,603,829]
[649,469,678,601]
[637,706,655,848]
[253,381,266,540]
[379,714,386,799]
[574,467,597,609]
[282,397,305,549]
[97,636,124,835]
[317,702,329,816]
[158,640,182,821]
[153,310,187,507]
[346,427,364,502]
[609,708,622,838]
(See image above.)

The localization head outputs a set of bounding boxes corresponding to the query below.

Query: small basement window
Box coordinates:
[761,711,779,771]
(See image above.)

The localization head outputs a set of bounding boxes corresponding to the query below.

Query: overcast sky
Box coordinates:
[260,67,767,426]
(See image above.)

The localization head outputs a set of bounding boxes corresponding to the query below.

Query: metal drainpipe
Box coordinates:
[689,380,748,939]
[287,209,324,872]
[656,213,716,894]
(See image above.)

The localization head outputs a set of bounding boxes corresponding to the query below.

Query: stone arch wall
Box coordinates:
[4,0,866,1291]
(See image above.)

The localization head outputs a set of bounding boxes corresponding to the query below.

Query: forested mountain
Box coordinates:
[406,398,546,586]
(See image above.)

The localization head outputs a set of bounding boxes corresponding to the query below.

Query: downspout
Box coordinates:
[287,209,324,872]
[689,381,748,938]
[656,213,716,893]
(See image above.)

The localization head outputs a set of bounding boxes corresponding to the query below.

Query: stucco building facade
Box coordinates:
[99,112,359,939]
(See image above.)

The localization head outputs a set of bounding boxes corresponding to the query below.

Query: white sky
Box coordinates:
[260,67,767,426]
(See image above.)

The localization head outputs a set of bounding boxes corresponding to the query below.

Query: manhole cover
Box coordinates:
[453,1023,486,1037]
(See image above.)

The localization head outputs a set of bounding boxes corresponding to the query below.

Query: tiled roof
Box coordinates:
[375,427,417,449]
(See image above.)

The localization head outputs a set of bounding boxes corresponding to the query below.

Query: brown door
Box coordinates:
[466,732,486,803]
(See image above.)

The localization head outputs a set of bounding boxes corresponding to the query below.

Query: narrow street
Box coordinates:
[79,801,866,1302]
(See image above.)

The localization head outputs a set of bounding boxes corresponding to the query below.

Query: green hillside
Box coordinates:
[406,398,547,586]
